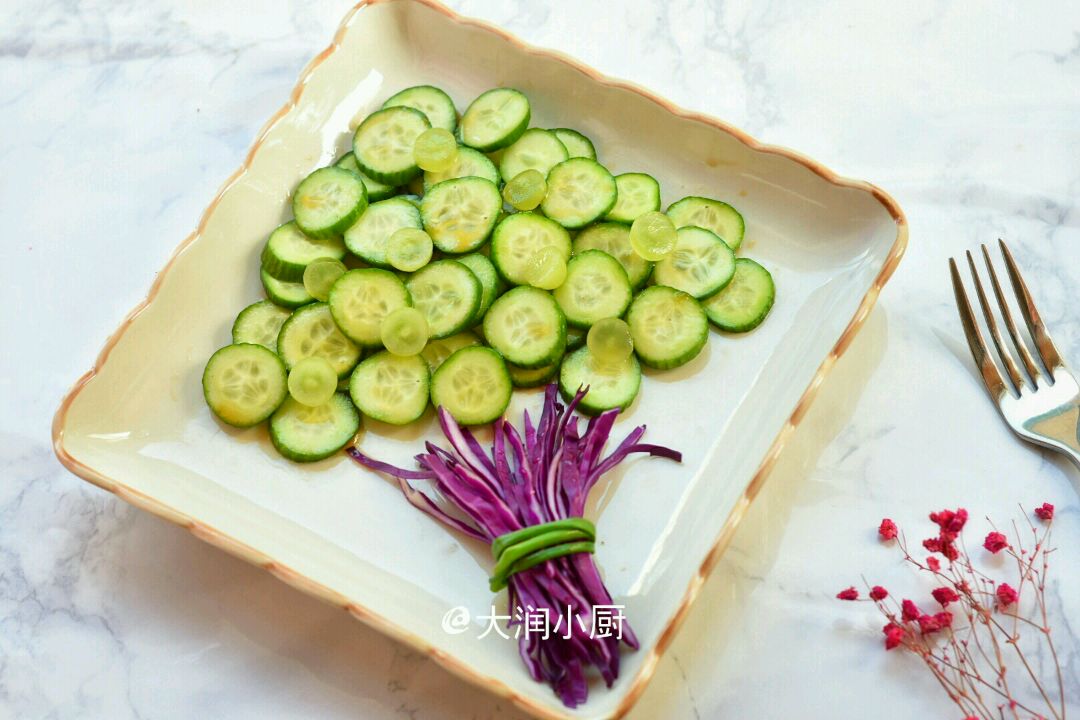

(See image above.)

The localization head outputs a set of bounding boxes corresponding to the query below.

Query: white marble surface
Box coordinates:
[3,0,1080,717]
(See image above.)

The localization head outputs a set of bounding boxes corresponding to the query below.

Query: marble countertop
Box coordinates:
[3,0,1079,717]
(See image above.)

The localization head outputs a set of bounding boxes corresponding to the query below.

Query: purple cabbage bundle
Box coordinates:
[349,385,680,707]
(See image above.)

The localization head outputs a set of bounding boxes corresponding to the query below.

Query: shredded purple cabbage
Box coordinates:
[348,384,681,707]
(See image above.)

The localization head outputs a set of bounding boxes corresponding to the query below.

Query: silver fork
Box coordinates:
[950,239,1080,468]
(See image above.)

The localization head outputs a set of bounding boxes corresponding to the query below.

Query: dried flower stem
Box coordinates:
[841,505,1064,720]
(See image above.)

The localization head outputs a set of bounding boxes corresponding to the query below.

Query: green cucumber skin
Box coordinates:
[552,128,596,160]
[292,167,368,240]
[666,195,746,251]
[202,343,288,428]
[352,106,431,185]
[604,172,661,223]
[348,352,430,425]
[541,158,618,230]
[328,268,412,347]
[382,84,458,133]
[652,225,736,301]
[231,300,290,350]
[483,286,567,369]
[454,253,505,319]
[430,346,513,425]
[553,249,633,329]
[704,258,775,333]
[420,177,502,255]
[261,221,347,282]
[277,302,361,378]
[508,360,560,388]
[460,88,531,152]
[261,268,315,309]
[343,197,422,268]
[557,346,642,415]
[335,152,397,201]
[406,260,483,339]
[269,393,360,463]
[627,286,709,370]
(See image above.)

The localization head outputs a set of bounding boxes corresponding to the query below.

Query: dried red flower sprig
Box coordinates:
[838,504,1065,720]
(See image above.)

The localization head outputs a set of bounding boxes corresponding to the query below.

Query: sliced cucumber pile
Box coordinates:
[343,197,421,267]
[653,226,735,300]
[205,84,774,461]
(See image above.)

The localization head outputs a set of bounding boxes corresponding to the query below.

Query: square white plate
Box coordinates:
[53,1,907,717]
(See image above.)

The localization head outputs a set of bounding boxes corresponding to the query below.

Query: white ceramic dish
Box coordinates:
[52,1,907,717]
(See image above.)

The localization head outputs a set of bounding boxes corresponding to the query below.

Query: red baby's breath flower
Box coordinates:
[1034,503,1054,521]
[883,622,905,650]
[983,531,1009,554]
[878,518,898,540]
[836,586,859,601]
[839,505,1061,719]
[932,587,960,607]
[996,583,1018,607]
[929,508,968,536]
[918,613,943,634]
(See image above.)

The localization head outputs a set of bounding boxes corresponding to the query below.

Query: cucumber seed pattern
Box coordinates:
[221,358,273,408]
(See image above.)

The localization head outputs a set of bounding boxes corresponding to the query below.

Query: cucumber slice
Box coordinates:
[382,85,457,133]
[455,253,504,318]
[605,173,660,223]
[232,300,291,350]
[397,193,423,209]
[420,177,502,254]
[552,128,596,160]
[202,343,288,427]
[328,268,412,346]
[626,286,708,370]
[277,303,362,378]
[261,268,315,309]
[349,351,430,425]
[423,146,500,191]
[566,326,586,351]
[653,226,736,299]
[490,212,572,286]
[541,158,618,229]
[498,129,569,184]
[483,286,567,368]
[460,88,531,152]
[702,258,775,332]
[406,260,482,339]
[261,220,347,282]
[352,106,431,185]
[553,250,633,328]
[572,222,652,290]
[292,167,367,239]
[270,393,360,462]
[430,346,512,425]
[335,152,397,201]
[667,196,746,251]
[508,360,560,388]
[343,197,422,267]
[558,346,642,415]
[420,331,481,373]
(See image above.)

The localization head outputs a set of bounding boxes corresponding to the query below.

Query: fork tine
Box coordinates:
[966,251,1025,393]
[950,257,1009,399]
[998,239,1065,374]
[981,245,1042,385]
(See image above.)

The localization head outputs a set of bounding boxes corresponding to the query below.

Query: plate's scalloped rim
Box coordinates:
[50,1,909,718]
